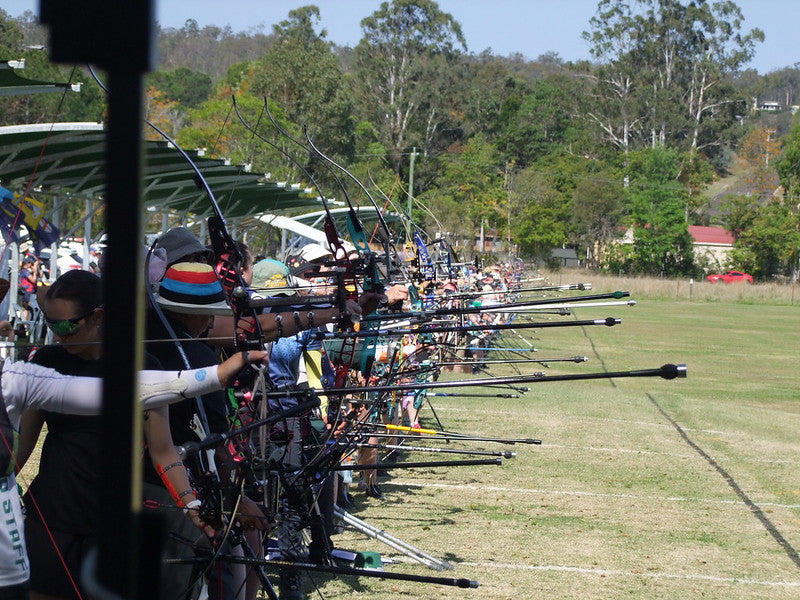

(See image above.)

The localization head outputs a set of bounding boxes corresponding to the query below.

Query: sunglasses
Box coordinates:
[44,306,100,336]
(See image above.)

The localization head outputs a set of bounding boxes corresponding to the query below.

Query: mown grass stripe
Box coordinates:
[646,392,800,572]
[453,560,800,587]
[385,480,800,509]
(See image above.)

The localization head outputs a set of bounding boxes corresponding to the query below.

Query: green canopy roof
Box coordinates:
[0,59,81,96]
[0,123,324,218]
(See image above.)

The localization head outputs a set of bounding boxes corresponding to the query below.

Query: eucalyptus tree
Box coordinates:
[352,0,467,174]
[571,170,626,268]
[498,76,582,167]
[417,133,506,252]
[582,0,646,154]
[583,0,763,155]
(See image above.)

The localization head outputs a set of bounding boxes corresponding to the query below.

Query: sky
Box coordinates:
[3,0,798,74]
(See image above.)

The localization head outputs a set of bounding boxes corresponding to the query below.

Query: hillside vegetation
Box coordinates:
[2,2,799,280]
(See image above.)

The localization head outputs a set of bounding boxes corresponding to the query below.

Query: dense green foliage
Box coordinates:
[2,1,799,280]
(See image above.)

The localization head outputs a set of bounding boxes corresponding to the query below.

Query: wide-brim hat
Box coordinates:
[155,262,232,315]
[156,227,213,266]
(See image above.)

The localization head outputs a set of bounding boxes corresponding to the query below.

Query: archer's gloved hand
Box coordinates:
[343,298,363,324]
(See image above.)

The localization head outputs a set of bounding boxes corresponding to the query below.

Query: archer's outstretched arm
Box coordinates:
[2,351,268,418]
[206,300,363,347]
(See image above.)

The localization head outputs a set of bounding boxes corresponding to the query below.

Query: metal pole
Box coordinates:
[8,243,18,322]
[84,197,92,270]
[334,507,452,571]
[50,197,60,281]
[407,147,417,220]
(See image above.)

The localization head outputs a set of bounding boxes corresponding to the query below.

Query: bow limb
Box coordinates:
[89,66,263,350]
[301,125,395,252]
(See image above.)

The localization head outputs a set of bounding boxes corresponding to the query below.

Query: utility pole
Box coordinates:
[407,147,418,221]
[505,162,513,263]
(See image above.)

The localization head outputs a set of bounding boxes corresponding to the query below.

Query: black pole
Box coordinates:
[360,432,542,445]
[330,457,502,470]
[355,443,517,458]
[39,2,154,597]
[98,66,147,599]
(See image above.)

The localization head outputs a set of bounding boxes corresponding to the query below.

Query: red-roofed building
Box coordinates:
[619,225,735,270]
[689,225,735,268]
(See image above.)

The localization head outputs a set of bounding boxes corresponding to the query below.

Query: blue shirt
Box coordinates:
[268,328,322,409]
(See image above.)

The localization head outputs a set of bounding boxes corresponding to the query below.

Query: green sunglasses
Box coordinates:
[44,306,100,336]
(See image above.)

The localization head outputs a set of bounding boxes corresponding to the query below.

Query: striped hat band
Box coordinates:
[156,262,231,315]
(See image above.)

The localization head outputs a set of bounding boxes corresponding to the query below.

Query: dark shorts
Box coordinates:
[0,581,29,600]
[24,517,94,599]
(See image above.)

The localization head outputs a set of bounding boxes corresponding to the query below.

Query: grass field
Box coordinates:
[313,292,800,599]
[16,282,799,599]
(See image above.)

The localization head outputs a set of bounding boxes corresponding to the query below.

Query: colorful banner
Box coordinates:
[0,186,60,252]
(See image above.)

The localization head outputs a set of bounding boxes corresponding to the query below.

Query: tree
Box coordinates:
[419,133,505,251]
[776,116,800,199]
[145,86,182,140]
[352,0,466,173]
[737,126,781,199]
[728,201,800,279]
[0,9,24,54]
[249,5,354,166]
[461,52,518,141]
[582,0,763,155]
[582,0,648,154]
[177,93,308,186]
[498,77,578,167]
[157,19,275,83]
[625,147,694,274]
[571,170,626,268]
[147,67,213,109]
[507,164,572,262]
[14,10,47,47]
[348,120,397,208]
[643,0,762,151]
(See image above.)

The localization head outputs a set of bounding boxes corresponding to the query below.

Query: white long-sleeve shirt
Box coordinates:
[0,359,223,588]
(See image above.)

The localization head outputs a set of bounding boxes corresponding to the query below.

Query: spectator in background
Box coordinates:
[18,255,39,320]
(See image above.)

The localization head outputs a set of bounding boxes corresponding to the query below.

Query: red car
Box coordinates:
[706,270,753,284]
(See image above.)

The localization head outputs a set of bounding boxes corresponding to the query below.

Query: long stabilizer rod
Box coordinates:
[318,317,621,339]
[361,291,630,322]
[166,556,479,588]
[263,364,687,397]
